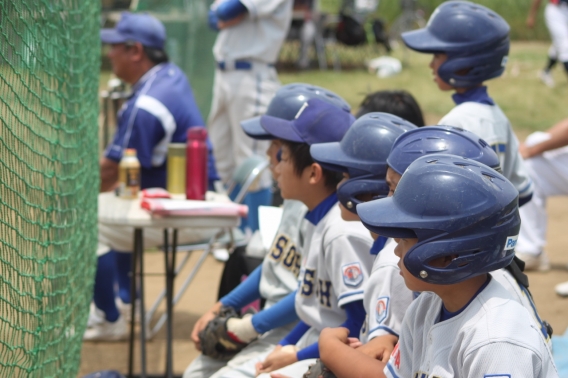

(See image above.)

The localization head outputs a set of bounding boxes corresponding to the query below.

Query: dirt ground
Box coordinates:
[77,194,568,377]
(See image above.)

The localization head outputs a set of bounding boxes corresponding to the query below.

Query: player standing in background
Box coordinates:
[207,0,293,232]
[357,155,558,378]
[527,0,568,87]
[183,84,353,378]
[517,118,568,278]
[401,1,534,207]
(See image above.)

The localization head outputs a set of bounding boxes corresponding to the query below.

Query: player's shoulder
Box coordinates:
[371,239,400,271]
[322,205,373,243]
[441,101,508,125]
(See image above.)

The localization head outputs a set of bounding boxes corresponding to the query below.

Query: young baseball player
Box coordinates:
[401,1,534,207]
[527,0,568,87]
[246,98,374,377]
[355,154,558,377]
[183,84,352,378]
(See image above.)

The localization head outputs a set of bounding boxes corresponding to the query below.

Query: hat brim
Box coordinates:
[241,117,274,140]
[260,115,305,143]
[310,142,352,173]
[357,197,419,239]
[100,29,128,44]
[401,28,448,53]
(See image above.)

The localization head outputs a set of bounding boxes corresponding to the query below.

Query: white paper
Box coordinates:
[258,206,284,250]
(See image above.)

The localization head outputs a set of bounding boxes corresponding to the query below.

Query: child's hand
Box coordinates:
[319,327,350,345]
[348,337,362,348]
[255,345,298,375]
[356,335,398,362]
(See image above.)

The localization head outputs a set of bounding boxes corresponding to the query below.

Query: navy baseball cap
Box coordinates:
[260,98,355,145]
[100,12,166,50]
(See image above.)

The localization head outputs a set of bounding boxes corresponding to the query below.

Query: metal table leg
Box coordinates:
[128,228,147,378]
[163,228,178,378]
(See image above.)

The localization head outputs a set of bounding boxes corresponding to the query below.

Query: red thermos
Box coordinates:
[186,127,209,200]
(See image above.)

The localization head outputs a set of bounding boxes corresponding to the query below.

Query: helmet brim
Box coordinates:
[310,142,353,173]
[260,115,305,143]
[357,197,421,239]
[241,117,274,140]
[401,28,449,53]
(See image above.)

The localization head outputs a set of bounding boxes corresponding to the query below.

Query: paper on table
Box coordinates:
[258,206,284,250]
[141,198,248,217]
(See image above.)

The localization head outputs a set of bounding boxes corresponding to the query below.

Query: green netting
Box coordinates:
[0,1,100,376]
[133,0,217,120]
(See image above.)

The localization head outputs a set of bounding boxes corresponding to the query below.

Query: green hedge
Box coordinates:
[320,0,550,40]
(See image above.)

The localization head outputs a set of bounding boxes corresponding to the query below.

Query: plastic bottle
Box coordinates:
[118,148,141,199]
[186,127,208,200]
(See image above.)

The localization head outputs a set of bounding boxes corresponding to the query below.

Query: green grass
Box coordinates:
[279,41,568,132]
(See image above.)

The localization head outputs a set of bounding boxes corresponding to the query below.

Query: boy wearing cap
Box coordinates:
[87,12,219,340]
[236,98,375,377]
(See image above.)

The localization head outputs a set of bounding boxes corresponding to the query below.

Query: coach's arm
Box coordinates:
[100,157,119,192]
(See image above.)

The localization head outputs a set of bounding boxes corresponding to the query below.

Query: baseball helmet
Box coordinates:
[401,1,510,87]
[358,154,520,285]
[310,112,417,214]
[241,83,351,140]
[387,125,501,175]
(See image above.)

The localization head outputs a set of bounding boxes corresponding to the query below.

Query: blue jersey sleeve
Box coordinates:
[220,265,262,309]
[251,290,298,334]
[278,320,310,346]
[215,0,248,21]
[105,107,165,169]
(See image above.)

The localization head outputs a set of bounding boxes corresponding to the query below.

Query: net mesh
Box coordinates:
[0,1,99,376]
[133,0,217,120]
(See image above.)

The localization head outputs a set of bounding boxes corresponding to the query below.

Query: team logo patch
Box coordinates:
[342,262,363,287]
[504,235,518,250]
[375,296,389,324]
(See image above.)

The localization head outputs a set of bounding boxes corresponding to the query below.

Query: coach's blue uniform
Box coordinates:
[105,62,219,189]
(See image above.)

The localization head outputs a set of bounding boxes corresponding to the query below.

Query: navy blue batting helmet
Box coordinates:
[310,112,417,213]
[387,126,501,175]
[402,1,510,88]
[358,154,520,285]
[241,83,351,140]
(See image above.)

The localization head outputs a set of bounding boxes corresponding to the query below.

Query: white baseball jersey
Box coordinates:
[295,204,374,331]
[439,102,533,202]
[384,278,558,378]
[213,0,293,64]
[360,238,414,344]
[490,268,552,348]
[259,199,308,306]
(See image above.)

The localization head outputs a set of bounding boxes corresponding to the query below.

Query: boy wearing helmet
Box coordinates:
[184,84,351,378]
[315,126,550,377]
[357,155,558,377]
[401,1,534,210]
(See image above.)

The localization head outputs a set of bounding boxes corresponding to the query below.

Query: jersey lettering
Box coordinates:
[270,234,301,276]
[414,373,441,378]
[318,279,332,307]
[392,343,400,369]
[301,269,315,296]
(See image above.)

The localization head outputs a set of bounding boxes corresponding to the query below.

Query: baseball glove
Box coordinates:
[198,306,250,361]
[302,359,337,378]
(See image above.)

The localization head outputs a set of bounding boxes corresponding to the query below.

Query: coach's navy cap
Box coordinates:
[101,12,166,50]
[260,99,355,145]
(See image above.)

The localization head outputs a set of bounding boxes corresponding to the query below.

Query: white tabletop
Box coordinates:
[98,192,240,229]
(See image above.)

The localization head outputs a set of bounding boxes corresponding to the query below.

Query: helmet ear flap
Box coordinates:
[337,177,389,215]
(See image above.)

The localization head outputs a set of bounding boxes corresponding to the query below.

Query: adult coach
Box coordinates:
[85,12,219,340]
[527,0,568,87]
[207,0,293,231]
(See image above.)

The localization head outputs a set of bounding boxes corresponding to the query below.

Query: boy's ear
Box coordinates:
[308,162,325,186]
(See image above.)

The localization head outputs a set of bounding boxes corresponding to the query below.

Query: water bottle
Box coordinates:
[118,148,141,199]
[186,127,208,200]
